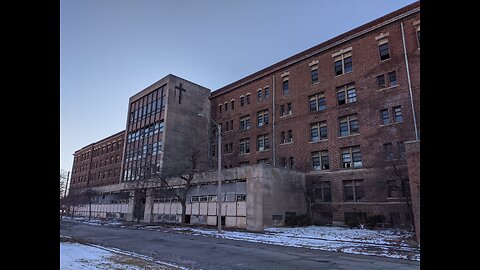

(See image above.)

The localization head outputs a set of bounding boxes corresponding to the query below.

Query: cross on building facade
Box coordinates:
[175,83,187,104]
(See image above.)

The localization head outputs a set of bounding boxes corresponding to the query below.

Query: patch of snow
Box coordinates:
[61,241,125,270]
[176,226,419,261]
[60,241,189,270]
[62,217,419,261]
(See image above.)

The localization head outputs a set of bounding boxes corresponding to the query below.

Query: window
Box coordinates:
[334,52,352,76]
[257,110,269,127]
[314,181,331,202]
[379,43,390,61]
[384,143,393,160]
[388,71,398,86]
[281,102,292,116]
[343,180,365,202]
[388,179,410,198]
[264,87,270,98]
[224,143,233,154]
[339,114,359,137]
[312,151,330,171]
[283,80,289,95]
[257,134,270,151]
[311,68,319,84]
[377,75,386,88]
[218,104,222,114]
[281,130,293,144]
[224,102,228,111]
[341,146,362,168]
[416,30,420,48]
[289,157,295,169]
[380,109,390,125]
[310,121,327,142]
[240,115,251,130]
[159,121,164,133]
[240,96,245,106]
[337,83,356,105]
[246,94,251,105]
[239,138,250,154]
[309,92,326,112]
[397,141,406,159]
[393,106,403,122]
[257,90,262,101]
[231,100,235,110]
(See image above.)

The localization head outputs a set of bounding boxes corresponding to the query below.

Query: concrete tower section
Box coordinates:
[121,74,211,182]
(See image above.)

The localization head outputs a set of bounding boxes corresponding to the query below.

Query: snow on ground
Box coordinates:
[60,238,185,269]
[172,226,419,261]
[61,241,133,270]
[62,216,420,261]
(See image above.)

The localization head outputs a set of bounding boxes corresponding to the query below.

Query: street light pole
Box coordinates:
[197,113,222,233]
[216,124,222,233]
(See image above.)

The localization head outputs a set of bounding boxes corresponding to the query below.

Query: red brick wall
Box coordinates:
[69,131,125,192]
[405,140,420,241]
[210,4,420,227]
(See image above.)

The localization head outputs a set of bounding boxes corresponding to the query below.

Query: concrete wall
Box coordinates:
[162,75,211,176]
[68,164,306,231]
[245,165,306,231]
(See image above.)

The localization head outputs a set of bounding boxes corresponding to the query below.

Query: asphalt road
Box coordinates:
[60,220,420,270]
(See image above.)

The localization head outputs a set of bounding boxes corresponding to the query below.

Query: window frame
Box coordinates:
[257,110,269,127]
[240,115,251,131]
[334,52,353,76]
[257,134,270,152]
[393,106,403,122]
[314,181,331,202]
[336,83,356,105]
[282,79,289,95]
[341,146,362,169]
[310,121,327,142]
[311,67,319,84]
[309,92,326,112]
[343,180,365,202]
[312,150,330,171]
[338,114,359,137]
[239,138,251,154]
[379,42,390,61]
[384,143,394,160]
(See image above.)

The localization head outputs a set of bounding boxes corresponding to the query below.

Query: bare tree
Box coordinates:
[305,185,315,225]
[150,148,201,226]
[66,187,100,221]
[388,159,414,231]
[60,171,67,198]
[60,170,69,218]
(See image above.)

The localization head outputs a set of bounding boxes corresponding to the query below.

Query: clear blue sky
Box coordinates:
[60,0,417,172]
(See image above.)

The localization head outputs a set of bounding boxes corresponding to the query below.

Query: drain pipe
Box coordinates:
[401,21,419,140]
[272,75,276,166]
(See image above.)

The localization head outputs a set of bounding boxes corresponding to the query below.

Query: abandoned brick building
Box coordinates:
[68,2,420,236]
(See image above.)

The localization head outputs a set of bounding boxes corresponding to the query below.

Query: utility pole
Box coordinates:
[64,171,70,198]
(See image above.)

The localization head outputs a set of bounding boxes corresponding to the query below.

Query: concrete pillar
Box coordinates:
[246,176,263,232]
[143,189,155,223]
[125,190,135,222]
